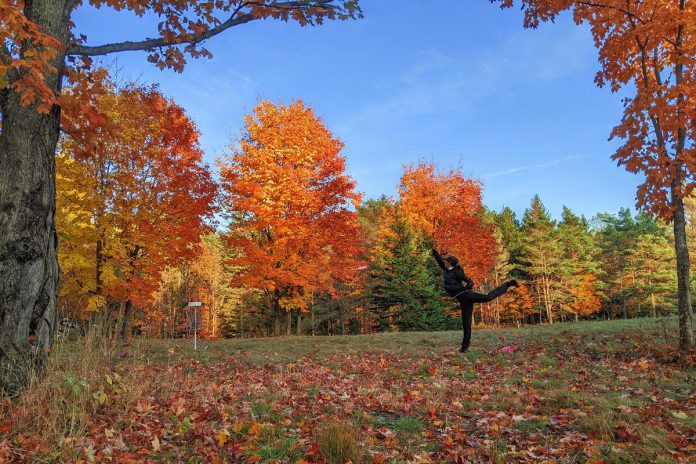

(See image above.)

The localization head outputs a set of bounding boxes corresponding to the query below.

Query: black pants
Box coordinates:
[455,282,511,350]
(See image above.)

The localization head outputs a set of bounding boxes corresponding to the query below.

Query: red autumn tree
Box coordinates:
[398,162,497,283]
[0,0,361,392]
[219,100,363,335]
[58,83,217,340]
[492,0,694,350]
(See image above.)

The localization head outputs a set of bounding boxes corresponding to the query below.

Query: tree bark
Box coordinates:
[0,0,69,394]
[296,311,302,336]
[339,304,345,335]
[672,194,694,351]
[672,4,694,351]
[120,300,133,341]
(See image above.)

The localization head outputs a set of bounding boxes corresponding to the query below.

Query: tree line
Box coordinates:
[54,78,691,339]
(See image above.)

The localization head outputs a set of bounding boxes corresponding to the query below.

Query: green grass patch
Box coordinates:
[513,419,548,434]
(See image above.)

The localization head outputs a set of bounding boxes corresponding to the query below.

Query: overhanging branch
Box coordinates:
[67,11,254,56]
[66,0,347,57]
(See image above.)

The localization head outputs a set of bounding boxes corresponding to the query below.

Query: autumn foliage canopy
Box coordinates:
[219,100,363,312]
[58,82,217,314]
[399,162,497,282]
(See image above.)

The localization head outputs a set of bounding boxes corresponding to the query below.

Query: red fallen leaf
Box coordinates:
[0,423,12,433]
[306,442,321,455]
[428,366,438,376]
[429,406,436,417]
[28,335,36,342]
[372,454,386,464]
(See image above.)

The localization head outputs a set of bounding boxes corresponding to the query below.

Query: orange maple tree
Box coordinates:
[219,100,363,333]
[398,162,497,283]
[493,0,695,350]
[568,273,602,320]
[502,281,534,326]
[59,83,217,339]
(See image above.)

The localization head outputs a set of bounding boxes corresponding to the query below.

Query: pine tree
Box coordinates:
[521,196,563,323]
[557,207,601,321]
[368,208,446,331]
[594,209,677,318]
[495,206,524,273]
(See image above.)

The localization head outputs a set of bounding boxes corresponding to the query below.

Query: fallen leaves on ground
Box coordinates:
[1,323,695,463]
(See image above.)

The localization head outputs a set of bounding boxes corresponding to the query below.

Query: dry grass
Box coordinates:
[315,421,364,464]
[0,328,162,455]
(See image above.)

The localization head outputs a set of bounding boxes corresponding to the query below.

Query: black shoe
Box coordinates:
[459,346,469,353]
[508,279,518,288]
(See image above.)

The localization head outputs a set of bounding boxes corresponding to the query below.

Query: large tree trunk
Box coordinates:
[0,0,69,394]
[672,192,694,352]
[672,7,694,352]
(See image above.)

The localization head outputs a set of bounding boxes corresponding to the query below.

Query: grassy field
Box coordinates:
[1,318,694,463]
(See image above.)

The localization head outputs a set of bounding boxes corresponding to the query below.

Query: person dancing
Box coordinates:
[432,248,517,353]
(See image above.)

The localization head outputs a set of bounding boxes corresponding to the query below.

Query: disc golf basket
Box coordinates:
[184,302,203,350]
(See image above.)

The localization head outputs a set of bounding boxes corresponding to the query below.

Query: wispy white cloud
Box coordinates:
[334,25,594,138]
[482,154,586,179]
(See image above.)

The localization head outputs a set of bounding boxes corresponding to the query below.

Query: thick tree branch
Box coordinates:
[67,11,254,56]
[66,0,345,57]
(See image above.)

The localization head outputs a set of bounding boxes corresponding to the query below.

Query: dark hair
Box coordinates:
[445,256,459,266]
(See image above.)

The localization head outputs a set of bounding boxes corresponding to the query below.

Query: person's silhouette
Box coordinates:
[432,248,517,352]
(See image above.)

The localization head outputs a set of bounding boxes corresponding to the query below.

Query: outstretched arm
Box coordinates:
[462,272,474,290]
[431,248,446,270]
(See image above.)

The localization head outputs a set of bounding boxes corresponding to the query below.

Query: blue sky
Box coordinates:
[72,1,640,220]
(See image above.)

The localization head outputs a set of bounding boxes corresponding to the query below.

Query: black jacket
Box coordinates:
[432,249,474,297]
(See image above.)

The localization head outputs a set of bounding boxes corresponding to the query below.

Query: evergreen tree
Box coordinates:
[557,207,601,321]
[495,206,524,273]
[368,208,447,331]
[521,196,563,323]
[594,209,677,318]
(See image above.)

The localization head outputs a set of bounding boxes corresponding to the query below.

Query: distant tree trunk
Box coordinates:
[273,293,280,336]
[311,305,315,336]
[239,306,244,338]
[339,304,345,335]
[286,310,292,335]
[120,300,133,341]
[296,311,302,336]
[95,235,105,298]
[650,292,656,318]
